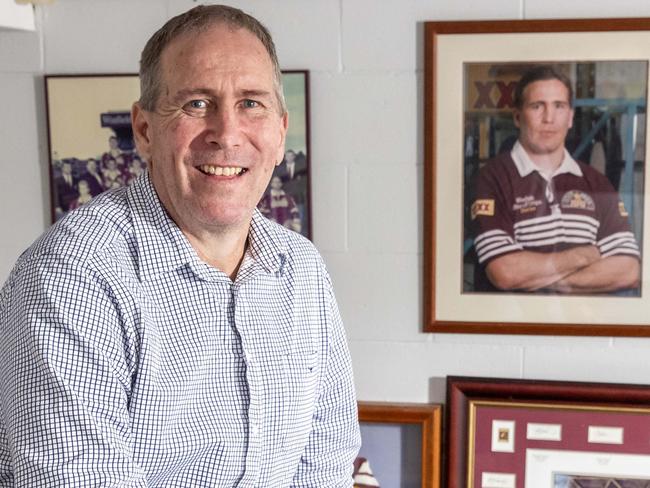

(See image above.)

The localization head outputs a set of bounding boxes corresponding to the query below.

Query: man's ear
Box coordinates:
[275,111,289,166]
[132,102,153,162]
[513,109,521,128]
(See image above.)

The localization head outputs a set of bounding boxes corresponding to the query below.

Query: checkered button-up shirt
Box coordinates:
[0,172,360,487]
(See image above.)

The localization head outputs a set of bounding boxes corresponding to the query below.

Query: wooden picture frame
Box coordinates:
[357,402,442,488]
[424,19,650,336]
[446,376,650,488]
[44,71,312,238]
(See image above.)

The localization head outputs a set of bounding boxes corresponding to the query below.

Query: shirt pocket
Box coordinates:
[280,351,319,450]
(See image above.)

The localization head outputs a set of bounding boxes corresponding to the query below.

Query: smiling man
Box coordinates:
[471,65,640,293]
[0,5,360,487]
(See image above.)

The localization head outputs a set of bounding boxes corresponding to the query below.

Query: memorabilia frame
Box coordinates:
[423,18,650,336]
[446,376,650,488]
[357,402,442,488]
[44,71,312,238]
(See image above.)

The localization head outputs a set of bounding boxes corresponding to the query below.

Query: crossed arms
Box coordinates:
[486,246,640,293]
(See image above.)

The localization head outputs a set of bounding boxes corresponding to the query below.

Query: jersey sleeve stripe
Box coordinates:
[601,248,641,258]
[477,244,524,263]
[598,231,637,247]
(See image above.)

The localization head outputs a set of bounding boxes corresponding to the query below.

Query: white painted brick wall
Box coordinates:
[41,0,166,73]
[524,0,650,19]
[2,0,650,405]
[0,28,41,72]
[0,73,46,281]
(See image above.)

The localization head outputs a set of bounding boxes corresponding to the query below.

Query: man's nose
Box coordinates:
[204,106,242,148]
[542,106,554,123]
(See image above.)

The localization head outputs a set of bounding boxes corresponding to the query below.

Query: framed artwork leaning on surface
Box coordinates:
[44,71,312,238]
[356,402,442,488]
[423,18,650,336]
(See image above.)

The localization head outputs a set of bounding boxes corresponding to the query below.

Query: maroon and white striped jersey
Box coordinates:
[470,142,639,291]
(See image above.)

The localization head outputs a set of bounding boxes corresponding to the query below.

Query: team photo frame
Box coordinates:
[44,71,312,237]
[424,18,650,336]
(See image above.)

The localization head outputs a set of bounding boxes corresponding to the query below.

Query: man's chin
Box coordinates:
[197,207,254,232]
[527,143,564,156]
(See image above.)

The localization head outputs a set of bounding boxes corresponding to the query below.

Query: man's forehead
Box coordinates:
[163,23,268,63]
[523,79,570,101]
[159,26,273,86]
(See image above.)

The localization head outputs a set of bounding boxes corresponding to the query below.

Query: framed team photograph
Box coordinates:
[356,402,442,488]
[45,71,312,238]
[446,376,650,488]
[45,74,142,222]
[423,19,650,336]
[262,70,312,239]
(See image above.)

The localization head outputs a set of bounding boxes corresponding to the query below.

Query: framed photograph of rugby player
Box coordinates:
[446,376,650,488]
[45,71,312,238]
[356,402,442,488]
[424,19,650,336]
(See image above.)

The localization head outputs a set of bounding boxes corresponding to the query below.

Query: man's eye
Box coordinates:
[187,100,208,110]
[242,99,259,109]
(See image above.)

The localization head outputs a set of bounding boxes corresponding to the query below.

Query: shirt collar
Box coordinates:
[128,171,197,281]
[246,208,289,276]
[511,140,582,180]
[128,171,287,282]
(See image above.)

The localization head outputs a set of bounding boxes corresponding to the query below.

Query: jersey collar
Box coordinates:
[511,140,582,180]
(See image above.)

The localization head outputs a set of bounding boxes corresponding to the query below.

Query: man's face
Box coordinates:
[270,176,282,191]
[132,23,288,235]
[78,180,90,195]
[514,79,574,158]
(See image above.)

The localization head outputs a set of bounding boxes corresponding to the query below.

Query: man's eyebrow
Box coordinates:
[170,88,274,101]
[238,89,273,99]
[172,88,214,102]
[527,99,569,104]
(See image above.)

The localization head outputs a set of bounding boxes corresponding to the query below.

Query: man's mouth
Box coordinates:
[198,165,247,176]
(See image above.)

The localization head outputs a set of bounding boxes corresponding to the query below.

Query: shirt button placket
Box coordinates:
[233,285,262,486]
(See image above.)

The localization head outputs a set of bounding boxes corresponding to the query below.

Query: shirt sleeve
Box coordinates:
[471,162,524,265]
[0,254,148,487]
[593,177,640,259]
[290,264,361,487]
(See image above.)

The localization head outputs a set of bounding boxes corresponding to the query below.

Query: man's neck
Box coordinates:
[183,224,250,281]
[522,146,565,177]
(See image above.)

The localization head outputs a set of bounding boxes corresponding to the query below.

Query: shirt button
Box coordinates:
[250,424,259,437]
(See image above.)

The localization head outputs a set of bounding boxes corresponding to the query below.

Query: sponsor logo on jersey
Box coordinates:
[512,195,542,214]
[471,199,495,219]
[560,190,595,211]
[619,201,629,217]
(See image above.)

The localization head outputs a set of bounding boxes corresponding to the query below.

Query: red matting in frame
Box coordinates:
[470,401,650,487]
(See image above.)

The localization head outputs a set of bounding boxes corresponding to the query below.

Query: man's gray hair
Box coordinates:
[138,4,286,114]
